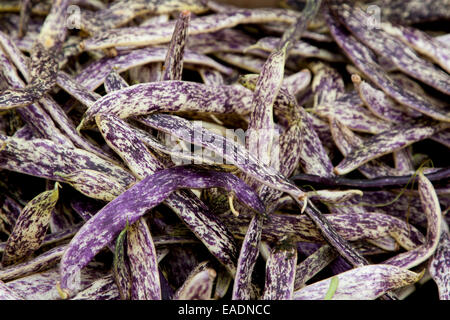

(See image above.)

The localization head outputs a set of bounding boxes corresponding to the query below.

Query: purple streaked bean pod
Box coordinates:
[246,43,287,165]
[1,183,59,266]
[56,71,101,108]
[248,37,345,62]
[138,114,306,201]
[104,69,129,93]
[328,117,401,178]
[79,81,253,129]
[326,11,450,122]
[293,264,422,300]
[261,243,297,300]
[113,222,132,300]
[0,244,66,281]
[214,52,266,73]
[334,120,449,175]
[232,214,263,300]
[226,211,424,251]
[70,274,120,300]
[161,10,190,81]
[76,47,233,91]
[174,267,216,300]
[198,68,224,86]
[0,135,136,187]
[383,173,442,269]
[332,4,450,95]
[127,218,161,300]
[368,0,450,24]
[382,22,450,74]
[96,114,239,274]
[0,280,25,300]
[6,263,108,300]
[79,0,207,34]
[81,8,302,50]
[310,61,345,108]
[188,28,256,54]
[294,244,338,290]
[59,166,264,295]
[353,76,420,124]
[55,169,127,201]
[429,222,450,300]
[315,91,392,134]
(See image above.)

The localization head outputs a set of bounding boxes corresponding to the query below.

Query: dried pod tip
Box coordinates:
[298,194,308,213]
[56,282,70,299]
[181,10,191,16]
[207,268,217,279]
[228,193,240,217]
[351,74,362,84]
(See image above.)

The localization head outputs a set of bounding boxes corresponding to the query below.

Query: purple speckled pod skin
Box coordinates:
[328,118,400,179]
[2,184,59,266]
[188,28,256,55]
[79,0,207,34]
[0,0,69,109]
[315,91,392,135]
[104,70,128,94]
[139,114,306,200]
[175,268,216,300]
[81,8,302,50]
[261,244,297,300]
[161,10,190,81]
[96,114,239,276]
[383,173,442,269]
[226,211,424,251]
[198,67,224,86]
[0,42,110,159]
[355,78,419,124]
[0,281,25,300]
[232,214,264,300]
[79,81,253,129]
[246,43,286,165]
[311,62,345,108]
[0,135,135,187]
[293,264,422,300]
[0,245,66,281]
[127,218,161,300]
[334,120,448,175]
[294,245,338,290]
[0,42,73,147]
[382,22,450,74]
[76,48,232,92]
[332,4,450,95]
[112,222,131,300]
[326,10,450,122]
[369,0,450,24]
[59,166,264,295]
[429,223,450,300]
[71,274,120,300]
[0,0,448,301]
[250,37,345,62]
[56,71,100,108]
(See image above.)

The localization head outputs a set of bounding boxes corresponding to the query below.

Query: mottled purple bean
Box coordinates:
[293,264,422,300]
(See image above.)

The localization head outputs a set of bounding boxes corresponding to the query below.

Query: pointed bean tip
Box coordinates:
[351,74,361,84]
[56,282,70,300]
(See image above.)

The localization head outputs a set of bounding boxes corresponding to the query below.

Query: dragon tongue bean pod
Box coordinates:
[0,0,448,301]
